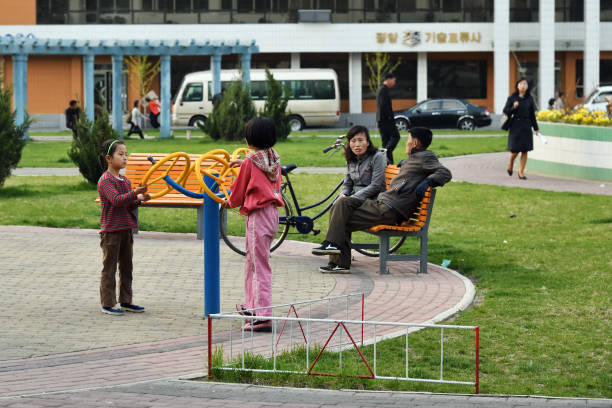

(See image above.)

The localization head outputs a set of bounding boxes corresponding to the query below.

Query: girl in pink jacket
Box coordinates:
[222,118,284,332]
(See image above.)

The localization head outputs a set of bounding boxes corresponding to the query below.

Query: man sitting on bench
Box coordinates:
[312,127,452,273]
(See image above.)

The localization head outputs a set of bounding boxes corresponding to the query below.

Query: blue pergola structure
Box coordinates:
[0,34,258,139]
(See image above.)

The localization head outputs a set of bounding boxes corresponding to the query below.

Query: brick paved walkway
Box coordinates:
[0,226,472,401]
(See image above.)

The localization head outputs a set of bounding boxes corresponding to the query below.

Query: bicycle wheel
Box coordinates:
[220,194,292,256]
[350,231,406,257]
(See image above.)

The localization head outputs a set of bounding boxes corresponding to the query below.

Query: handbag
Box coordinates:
[501,114,513,131]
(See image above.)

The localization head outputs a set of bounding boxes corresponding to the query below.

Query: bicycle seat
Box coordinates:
[281,164,298,176]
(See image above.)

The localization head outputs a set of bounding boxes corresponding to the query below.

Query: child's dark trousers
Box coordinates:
[99,229,133,308]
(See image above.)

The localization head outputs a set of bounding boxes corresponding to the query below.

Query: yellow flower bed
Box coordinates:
[537,108,611,127]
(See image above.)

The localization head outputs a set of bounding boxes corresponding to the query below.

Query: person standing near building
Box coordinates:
[65,100,80,139]
[376,73,400,164]
[553,91,565,111]
[503,78,540,180]
[127,100,145,139]
[146,97,160,129]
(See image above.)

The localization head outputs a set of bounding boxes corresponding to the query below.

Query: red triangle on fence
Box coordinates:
[275,304,307,348]
[308,322,374,379]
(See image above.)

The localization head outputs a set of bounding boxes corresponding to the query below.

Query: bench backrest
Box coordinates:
[383,164,434,229]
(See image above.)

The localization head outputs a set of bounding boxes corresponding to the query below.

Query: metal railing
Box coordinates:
[207,294,480,393]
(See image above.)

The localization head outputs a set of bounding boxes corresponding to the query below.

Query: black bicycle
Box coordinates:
[219,137,406,257]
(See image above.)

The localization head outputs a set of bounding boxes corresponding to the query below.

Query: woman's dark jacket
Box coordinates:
[503,93,539,152]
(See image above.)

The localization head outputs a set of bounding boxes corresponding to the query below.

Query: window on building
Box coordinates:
[428,60,487,99]
[510,0,538,22]
[575,59,612,98]
[601,0,612,21]
[556,0,583,22]
[194,0,209,10]
[302,53,349,100]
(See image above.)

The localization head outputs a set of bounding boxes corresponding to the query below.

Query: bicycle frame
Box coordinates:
[282,171,344,222]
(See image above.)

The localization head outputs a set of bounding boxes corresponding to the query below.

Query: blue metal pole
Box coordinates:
[111,54,124,139]
[203,175,220,317]
[83,54,95,121]
[12,54,29,140]
[160,54,171,139]
[211,53,222,96]
[241,52,251,87]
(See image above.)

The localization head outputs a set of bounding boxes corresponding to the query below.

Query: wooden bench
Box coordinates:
[97,152,221,239]
[351,165,436,275]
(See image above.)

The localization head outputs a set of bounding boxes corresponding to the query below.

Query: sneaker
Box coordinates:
[319,263,351,274]
[311,240,341,255]
[243,320,273,332]
[120,303,145,313]
[101,306,124,315]
[236,304,255,317]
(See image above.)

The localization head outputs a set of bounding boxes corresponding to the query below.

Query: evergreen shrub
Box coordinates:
[261,68,290,141]
[201,80,256,141]
[0,86,29,187]
[68,109,119,185]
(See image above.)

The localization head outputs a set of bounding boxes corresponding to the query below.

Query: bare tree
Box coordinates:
[126,56,161,98]
[364,52,401,96]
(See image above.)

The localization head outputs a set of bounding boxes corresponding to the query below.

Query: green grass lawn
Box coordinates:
[0,174,610,397]
[18,135,506,168]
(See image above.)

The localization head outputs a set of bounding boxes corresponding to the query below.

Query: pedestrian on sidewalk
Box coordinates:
[97,139,150,316]
[222,118,284,332]
[65,99,80,139]
[146,97,160,129]
[503,78,540,180]
[126,100,145,139]
[376,73,400,164]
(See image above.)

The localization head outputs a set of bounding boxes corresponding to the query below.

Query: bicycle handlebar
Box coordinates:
[322,134,346,155]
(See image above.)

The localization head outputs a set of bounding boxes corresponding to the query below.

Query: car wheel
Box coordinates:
[288,115,305,132]
[189,115,206,128]
[458,118,475,131]
[395,117,410,131]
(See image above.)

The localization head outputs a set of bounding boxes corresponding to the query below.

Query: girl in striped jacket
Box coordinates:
[97,139,150,316]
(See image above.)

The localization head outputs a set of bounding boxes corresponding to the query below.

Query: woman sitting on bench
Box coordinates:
[319,126,387,273]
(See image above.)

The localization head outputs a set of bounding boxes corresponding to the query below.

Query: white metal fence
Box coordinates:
[207,293,479,393]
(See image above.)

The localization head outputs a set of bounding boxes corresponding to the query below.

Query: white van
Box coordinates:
[172,69,340,131]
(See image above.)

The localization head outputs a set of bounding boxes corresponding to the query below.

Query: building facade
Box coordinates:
[1,0,611,123]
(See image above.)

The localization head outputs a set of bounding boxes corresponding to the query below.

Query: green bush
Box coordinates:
[202,79,256,141]
[0,86,29,187]
[261,68,290,141]
[68,109,119,185]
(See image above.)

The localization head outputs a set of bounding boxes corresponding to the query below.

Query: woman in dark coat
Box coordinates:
[503,78,540,180]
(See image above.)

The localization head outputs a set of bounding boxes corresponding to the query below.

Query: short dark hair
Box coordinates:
[69,100,77,106]
[133,100,140,108]
[244,117,276,149]
[344,125,378,162]
[98,139,125,170]
[548,98,555,107]
[409,127,433,149]
[384,73,396,80]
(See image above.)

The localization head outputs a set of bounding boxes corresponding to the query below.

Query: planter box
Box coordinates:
[530,122,612,182]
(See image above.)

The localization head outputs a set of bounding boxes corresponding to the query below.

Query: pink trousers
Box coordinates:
[244,205,278,318]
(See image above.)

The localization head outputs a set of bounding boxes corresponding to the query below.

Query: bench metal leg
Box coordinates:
[197,205,204,240]
[419,233,428,274]
[379,234,389,275]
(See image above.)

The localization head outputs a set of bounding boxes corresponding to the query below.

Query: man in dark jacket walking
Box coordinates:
[376,73,400,164]
[312,127,452,273]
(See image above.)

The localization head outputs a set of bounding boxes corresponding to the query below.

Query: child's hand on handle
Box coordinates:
[229,159,243,168]
[134,184,148,195]
[137,193,151,202]
[221,199,230,209]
